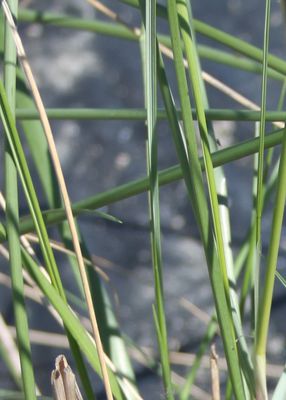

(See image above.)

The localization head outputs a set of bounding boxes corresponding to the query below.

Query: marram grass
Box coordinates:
[0,0,285,398]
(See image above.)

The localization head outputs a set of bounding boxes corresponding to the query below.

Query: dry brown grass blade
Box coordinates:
[210,344,220,400]
[1,2,113,398]
[179,298,212,325]
[51,355,83,400]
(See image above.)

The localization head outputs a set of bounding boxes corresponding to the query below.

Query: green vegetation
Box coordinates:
[0,0,285,398]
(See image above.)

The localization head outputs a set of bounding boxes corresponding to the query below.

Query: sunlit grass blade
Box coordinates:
[166,1,245,397]
[254,0,272,396]
[177,1,253,380]
[255,122,286,398]
[3,1,36,397]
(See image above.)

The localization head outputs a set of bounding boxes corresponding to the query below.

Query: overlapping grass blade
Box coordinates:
[18,8,286,81]
[166,1,245,397]
[180,317,217,400]
[254,0,272,396]
[2,3,116,395]
[0,74,97,398]
[0,126,282,243]
[178,1,253,393]
[2,1,36,397]
[141,0,173,397]
[255,122,286,397]
[239,78,286,322]
[16,65,136,392]
[21,250,125,400]
[117,0,286,76]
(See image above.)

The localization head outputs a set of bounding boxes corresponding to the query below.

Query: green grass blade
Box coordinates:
[0,78,63,292]
[238,80,286,320]
[255,124,286,397]
[18,4,286,95]
[0,390,51,400]
[254,1,272,395]
[143,1,173,397]
[178,1,253,393]
[3,1,36,397]
[117,0,286,75]
[18,9,136,40]
[256,0,272,247]
[0,76,96,400]
[21,249,125,400]
[15,18,136,393]
[178,0,231,295]
[12,107,286,122]
[197,45,283,80]
[180,316,217,400]
[166,1,245,397]
[16,69,61,208]
[0,125,282,242]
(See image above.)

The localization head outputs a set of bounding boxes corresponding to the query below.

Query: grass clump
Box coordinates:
[0,0,286,398]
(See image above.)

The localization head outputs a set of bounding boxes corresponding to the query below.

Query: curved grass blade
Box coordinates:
[181,4,253,393]
[16,66,135,392]
[18,8,286,82]
[3,1,36,397]
[2,3,114,396]
[255,122,286,399]
[166,1,245,397]
[0,74,97,399]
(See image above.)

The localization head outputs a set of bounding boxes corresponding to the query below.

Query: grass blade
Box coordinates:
[272,365,286,400]
[255,121,286,398]
[0,125,283,243]
[16,68,136,392]
[142,0,174,397]
[21,250,125,400]
[166,1,245,397]
[3,0,36,397]
[254,0,272,396]
[2,2,114,397]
